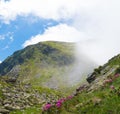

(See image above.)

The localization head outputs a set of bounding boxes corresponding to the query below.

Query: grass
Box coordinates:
[10,105,43,114]
[2,41,120,114]
[2,41,76,90]
[39,74,120,114]
[9,77,120,114]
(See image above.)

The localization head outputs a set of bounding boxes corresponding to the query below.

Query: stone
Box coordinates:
[86,73,96,83]
[4,104,13,110]
[12,106,21,110]
[3,99,11,105]
[0,108,9,114]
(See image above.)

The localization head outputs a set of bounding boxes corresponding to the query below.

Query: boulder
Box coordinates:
[86,73,96,83]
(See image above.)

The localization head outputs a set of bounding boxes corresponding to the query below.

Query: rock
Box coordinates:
[0,108,9,114]
[4,104,13,110]
[76,84,88,93]
[12,106,21,110]
[7,65,21,79]
[0,82,56,113]
[3,99,11,105]
[86,73,96,83]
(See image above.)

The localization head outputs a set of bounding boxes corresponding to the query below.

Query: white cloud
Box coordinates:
[23,24,91,47]
[0,0,81,23]
[0,61,2,64]
[0,34,5,40]
[1,0,120,65]
[0,0,101,23]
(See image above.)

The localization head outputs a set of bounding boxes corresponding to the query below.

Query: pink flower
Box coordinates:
[66,95,73,100]
[104,79,113,83]
[56,102,62,108]
[57,98,66,103]
[43,103,52,111]
[110,85,115,90]
[115,74,120,78]
[56,98,66,108]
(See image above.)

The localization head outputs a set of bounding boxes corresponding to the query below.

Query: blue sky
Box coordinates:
[0,0,120,64]
[0,16,59,61]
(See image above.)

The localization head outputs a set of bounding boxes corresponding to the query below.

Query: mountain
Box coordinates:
[0,41,76,88]
[0,41,96,114]
[0,41,96,89]
[1,42,120,113]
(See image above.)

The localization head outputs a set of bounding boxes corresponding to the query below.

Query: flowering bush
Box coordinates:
[110,85,115,90]
[114,74,120,78]
[56,98,66,108]
[42,95,74,111]
[43,103,52,111]
[56,102,62,108]
[66,95,73,100]
[104,79,113,83]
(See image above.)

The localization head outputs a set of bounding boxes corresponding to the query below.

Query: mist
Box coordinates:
[66,43,98,86]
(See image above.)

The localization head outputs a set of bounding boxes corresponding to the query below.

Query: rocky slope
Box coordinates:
[0,77,64,114]
[1,53,119,114]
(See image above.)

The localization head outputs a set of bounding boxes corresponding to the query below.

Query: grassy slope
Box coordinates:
[18,42,75,89]
[55,54,120,114]
[39,54,120,114]
[60,76,120,114]
[9,54,120,114]
[3,42,120,114]
[10,74,120,114]
[0,77,66,114]
[0,41,76,89]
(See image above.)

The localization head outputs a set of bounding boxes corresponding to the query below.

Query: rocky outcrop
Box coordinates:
[86,73,96,83]
[0,82,60,113]
[86,65,119,84]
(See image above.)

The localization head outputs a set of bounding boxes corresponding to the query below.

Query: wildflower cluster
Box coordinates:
[110,85,115,90]
[43,95,73,111]
[104,79,113,84]
[43,103,52,111]
[104,73,120,90]
[114,73,120,78]
[56,98,66,108]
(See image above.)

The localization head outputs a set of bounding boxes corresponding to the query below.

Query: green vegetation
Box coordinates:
[10,105,43,114]
[42,74,120,114]
[1,42,120,114]
[10,71,120,114]
[0,41,76,89]
[0,41,75,75]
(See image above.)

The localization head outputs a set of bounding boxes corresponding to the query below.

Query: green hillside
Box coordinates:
[1,41,120,114]
[4,53,120,114]
[41,54,120,114]
[0,41,76,89]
